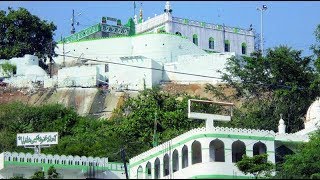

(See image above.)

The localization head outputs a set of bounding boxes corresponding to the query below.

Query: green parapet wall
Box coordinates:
[58,23,101,44]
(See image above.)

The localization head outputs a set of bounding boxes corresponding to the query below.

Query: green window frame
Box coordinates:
[225,40,230,52]
[193,34,198,46]
[209,37,214,49]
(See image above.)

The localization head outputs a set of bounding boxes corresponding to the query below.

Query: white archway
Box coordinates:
[209,139,225,162]
[232,140,246,163]
[192,140,202,164]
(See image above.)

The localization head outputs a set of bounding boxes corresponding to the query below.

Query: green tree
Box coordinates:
[235,154,274,179]
[10,176,25,179]
[30,171,45,179]
[207,46,320,133]
[275,131,320,179]
[47,166,59,179]
[0,7,57,62]
[0,61,16,77]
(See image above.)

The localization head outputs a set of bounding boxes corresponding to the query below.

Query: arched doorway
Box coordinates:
[163,154,169,177]
[146,162,151,179]
[172,149,179,172]
[154,158,160,179]
[192,140,202,164]
[232,140,246,162]
[182,145,188,168]
[253,142,267,156]
[137,165,143,179]
[209,139,225,162]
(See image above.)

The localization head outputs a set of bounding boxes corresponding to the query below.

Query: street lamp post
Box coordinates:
[257,5,267,55]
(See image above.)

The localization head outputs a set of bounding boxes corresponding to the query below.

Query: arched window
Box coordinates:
[242,42,247,54]
[182,145,188,169]
[154,158,160,179]
[146,162,152,179]
[192,140,202,164]
[175,32,182,36]
[209,37,214,49]
[209,139,225,162]
[225,40,230,52]
[137,165,143,179]
[163,154,169,177]
[172,149,179,172]
[232,140,246,163]
[253,142,267,156]
[193,34,198,46]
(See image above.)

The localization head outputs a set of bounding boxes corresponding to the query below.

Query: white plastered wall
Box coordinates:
[54,34,206,65]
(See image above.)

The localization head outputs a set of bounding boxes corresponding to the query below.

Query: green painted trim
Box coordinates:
[57,31,188,45]
[191,174,252,179]
[130,133,274,167]
[233,28,239,33]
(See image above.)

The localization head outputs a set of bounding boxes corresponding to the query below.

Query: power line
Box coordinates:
[56,54,223,80]
[56,54,311,91]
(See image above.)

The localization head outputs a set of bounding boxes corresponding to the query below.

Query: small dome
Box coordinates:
[25,65,47,77]
[305,98,320,125]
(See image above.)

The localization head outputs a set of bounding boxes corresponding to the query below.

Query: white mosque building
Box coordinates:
[0,97,318,179]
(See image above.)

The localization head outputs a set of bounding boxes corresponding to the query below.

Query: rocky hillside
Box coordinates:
[0,83,236,119]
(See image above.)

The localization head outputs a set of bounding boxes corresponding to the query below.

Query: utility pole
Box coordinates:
[152,112,158,147]
[257,5,267,55]
[120,147,129,179]
[49,41,53,78]
[71,9,76,34]
[61,34,65,67]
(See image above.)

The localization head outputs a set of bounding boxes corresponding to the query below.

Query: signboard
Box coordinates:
[107,17,117,22]
[17,132,58,146]
[101,24,129,35]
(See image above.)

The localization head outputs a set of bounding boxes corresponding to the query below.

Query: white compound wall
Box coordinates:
[108,57,162,91]
[163,52,235,84]
[54,33,206,65]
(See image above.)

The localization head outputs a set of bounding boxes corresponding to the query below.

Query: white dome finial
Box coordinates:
[278,114,286,134]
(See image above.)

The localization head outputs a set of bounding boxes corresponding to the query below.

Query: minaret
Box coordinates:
[278,114,286,134]
[164,1,172,13]
[139,4,144,23]
[133,14,138,24]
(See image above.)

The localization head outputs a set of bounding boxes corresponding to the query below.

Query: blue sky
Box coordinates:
[1,1,320,56]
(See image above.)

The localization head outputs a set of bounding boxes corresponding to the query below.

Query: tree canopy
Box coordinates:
[235,154,274,178]
[0,89,220,162]
[274,131,320,179]
[0,7,57,61]
[206,46,320,133]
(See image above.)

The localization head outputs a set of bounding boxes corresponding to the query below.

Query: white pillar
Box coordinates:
[246,142,253,157]
[151,161,155,179]
[159,157,163,179]
[206,118,214,131]
[188,145,192,166]
[202,140,210,163]
[179,148,183,171]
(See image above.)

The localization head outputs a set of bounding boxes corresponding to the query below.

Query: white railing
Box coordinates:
[3,152,108,167]
[275,133,309,142]
[172,17,254,36]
